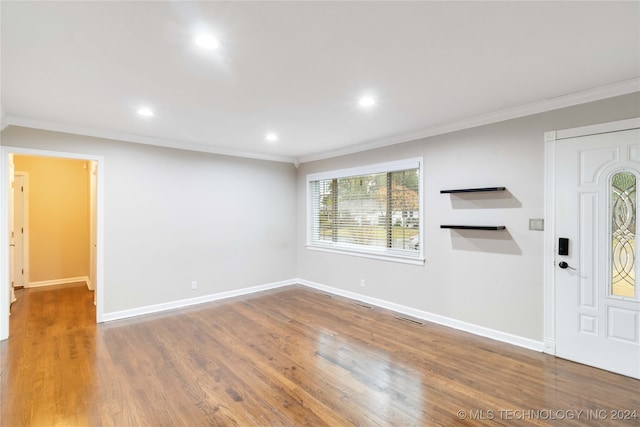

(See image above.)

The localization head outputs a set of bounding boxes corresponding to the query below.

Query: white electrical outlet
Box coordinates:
[191,281,197,290]
[360,279,366,288]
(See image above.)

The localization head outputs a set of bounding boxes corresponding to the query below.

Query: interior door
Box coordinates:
[12,174,25,290]
[555,127,640,379]
[89,161,97,304]
[9,173,15,303]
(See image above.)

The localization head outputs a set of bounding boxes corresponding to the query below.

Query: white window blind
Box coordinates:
[307,158,423,263]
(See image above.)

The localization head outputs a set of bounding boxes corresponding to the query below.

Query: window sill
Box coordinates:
[306,245,425,266]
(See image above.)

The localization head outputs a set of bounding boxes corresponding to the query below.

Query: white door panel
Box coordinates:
[12,175,25,289]
[555,128,640,379]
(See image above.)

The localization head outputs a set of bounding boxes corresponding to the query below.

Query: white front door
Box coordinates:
[555,127,640,379]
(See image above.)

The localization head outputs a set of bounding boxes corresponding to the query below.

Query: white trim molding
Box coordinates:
[543,117,640,356]
[102,279,297,322]
[27,276,90,289]
[554,117,640,141]
[544,339,556,355]
[298,279,545,352]
[298,79,640,163]
[5,116,296,165]
[543,131,557,355]
[306,245,425,266]
[4,80,637,166]
[98,277,544,353]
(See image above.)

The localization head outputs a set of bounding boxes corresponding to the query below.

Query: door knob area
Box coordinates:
[558,261,576,270]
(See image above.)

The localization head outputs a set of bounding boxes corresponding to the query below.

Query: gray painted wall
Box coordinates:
[296,93,640,341]
[2,92,638,343]
[1,127,297,315]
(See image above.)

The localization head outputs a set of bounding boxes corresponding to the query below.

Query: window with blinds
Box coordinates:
[307,158,423,263]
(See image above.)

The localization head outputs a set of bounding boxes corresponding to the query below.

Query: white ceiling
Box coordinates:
[1,1,639,163]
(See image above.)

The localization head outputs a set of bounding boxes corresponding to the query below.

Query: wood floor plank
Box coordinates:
[1,284,639,426]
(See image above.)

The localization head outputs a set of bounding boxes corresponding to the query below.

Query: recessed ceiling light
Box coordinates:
[265,133,278,142]
[195,34,221,50]
[137,107,154,117]
[359,96,376,108]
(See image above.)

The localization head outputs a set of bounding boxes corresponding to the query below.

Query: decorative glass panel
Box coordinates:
[611,172,636,298]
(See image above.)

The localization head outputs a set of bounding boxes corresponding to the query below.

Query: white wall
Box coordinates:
[1,127,297,315]
[297,93,640,342]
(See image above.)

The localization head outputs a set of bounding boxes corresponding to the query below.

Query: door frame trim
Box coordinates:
[543,117,640,355]
[0,147,105,340]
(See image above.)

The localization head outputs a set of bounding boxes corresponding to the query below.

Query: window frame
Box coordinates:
[306,158,424,265]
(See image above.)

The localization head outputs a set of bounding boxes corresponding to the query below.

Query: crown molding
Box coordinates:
[297,78,640,164]
[4,116,297,164]
[3,79,638,166]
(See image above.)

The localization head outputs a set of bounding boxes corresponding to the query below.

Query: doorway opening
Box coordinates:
[1,147,104,340]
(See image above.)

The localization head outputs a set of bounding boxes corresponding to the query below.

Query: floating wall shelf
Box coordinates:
[440,187,507,230]
[440,225,506,230]
[440,187,506,194]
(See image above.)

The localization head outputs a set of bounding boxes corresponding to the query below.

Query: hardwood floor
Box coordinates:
[1,284,638,426]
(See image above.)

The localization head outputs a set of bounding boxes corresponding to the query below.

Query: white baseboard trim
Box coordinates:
[99,277,544,353]
[86,277,94,291]
[27,276,89,289]
[101,279,297,322]
[297,278,545,352]
[543,339,556,355]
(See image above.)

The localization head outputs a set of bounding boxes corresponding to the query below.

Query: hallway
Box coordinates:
[2,283,95,425]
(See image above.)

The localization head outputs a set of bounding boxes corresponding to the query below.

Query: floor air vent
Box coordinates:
[351,302,373,309]
[395,316,425,326]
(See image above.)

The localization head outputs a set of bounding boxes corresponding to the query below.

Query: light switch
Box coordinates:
[529,218,544,231]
